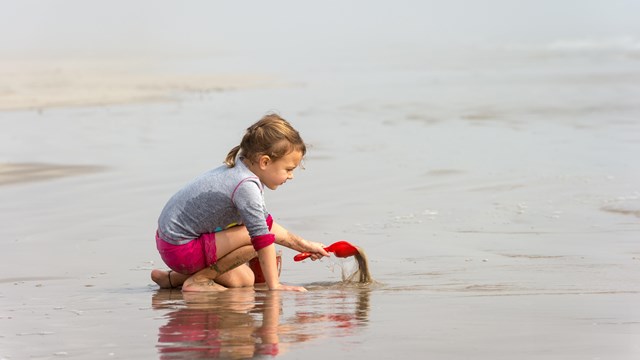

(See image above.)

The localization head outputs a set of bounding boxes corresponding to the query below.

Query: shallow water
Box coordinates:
[2,269,639,359]
[2,54,640,356]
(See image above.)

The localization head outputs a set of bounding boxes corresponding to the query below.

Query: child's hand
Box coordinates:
[305,241,330,261]
[271,283,308,292]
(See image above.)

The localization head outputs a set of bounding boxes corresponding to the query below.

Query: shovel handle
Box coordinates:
[294,252,313,262]
[294,246,331,262]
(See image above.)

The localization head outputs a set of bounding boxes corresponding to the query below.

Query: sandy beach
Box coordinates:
[2,2,640,359]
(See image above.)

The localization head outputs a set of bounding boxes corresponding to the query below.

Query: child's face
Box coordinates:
[258,150,303,190]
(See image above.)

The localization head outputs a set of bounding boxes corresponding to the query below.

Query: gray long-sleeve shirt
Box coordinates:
[157,159,270,245]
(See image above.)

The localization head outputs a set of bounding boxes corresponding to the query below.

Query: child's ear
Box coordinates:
[259,155,271,169]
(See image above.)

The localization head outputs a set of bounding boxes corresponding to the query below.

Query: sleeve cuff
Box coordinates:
[266,214,273,230]
[256,343,279,356]
[251,233,275,251]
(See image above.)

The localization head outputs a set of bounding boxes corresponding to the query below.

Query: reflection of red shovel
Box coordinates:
[294,241,359,262]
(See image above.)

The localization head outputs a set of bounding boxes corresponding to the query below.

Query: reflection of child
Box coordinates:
[152,290,286,358]
[151,114,329,292]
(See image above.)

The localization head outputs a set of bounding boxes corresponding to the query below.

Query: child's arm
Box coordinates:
[258,243,307,291]
[271,221,330,260]
[259,221,327,291]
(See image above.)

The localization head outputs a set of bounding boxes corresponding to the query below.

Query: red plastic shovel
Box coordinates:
[294,240,359,262]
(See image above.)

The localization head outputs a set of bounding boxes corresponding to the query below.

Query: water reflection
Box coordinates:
[152,286,371,359]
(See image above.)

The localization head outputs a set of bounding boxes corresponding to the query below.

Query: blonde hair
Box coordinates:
[225,114,306,167]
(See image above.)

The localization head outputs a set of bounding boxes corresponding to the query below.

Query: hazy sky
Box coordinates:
[2,0,639,59]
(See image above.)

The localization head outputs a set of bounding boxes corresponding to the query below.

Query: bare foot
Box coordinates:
[151,269,176,289]
[182,275,228,292]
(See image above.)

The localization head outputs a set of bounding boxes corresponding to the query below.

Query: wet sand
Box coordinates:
[0,163,104,186]
[1,46,640,358]
[0,60,278,111]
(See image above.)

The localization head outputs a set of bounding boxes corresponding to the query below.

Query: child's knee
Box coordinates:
[217,264,255,288]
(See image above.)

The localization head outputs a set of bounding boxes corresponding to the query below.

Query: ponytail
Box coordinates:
[224,145,241,167]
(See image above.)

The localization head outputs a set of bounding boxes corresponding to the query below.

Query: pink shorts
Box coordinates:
[156,231,218,275]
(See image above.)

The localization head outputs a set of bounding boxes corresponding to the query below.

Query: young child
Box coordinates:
[150,114,329,292]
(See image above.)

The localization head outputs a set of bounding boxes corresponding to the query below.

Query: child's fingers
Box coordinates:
[274,284,307,292]
[314,242,330,257]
